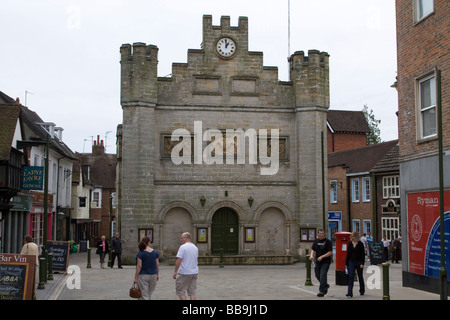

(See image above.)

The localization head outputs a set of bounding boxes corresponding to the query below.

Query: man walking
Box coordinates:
[310,229,333,297]
[111,232,123,268]
[173,232,198,300]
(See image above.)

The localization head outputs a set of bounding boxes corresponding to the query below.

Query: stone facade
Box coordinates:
[117,15,330,263]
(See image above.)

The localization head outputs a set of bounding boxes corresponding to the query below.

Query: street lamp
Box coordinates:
[17,133,50,281]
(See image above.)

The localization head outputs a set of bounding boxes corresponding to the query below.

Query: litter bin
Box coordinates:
[334,231,351,285]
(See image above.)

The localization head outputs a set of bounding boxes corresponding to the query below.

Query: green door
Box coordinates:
[211,207,239,255]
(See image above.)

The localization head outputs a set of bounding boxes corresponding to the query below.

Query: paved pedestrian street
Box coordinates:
[35,252,440,302]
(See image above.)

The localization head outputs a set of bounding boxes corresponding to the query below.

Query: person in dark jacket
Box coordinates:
[345,231,366,298]
[111,232,123,268]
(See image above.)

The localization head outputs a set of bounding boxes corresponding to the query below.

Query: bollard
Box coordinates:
[108,247,112,268]
[42,254,48,283]
[87,247,92,268]
[219,248,224,268]
[305,254,313,286]
[382,263,390,300]
[47,253,54,280]
[38,257,46,289]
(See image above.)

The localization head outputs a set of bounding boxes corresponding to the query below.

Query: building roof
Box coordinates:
[371,143,399,174]
[0,91,21,160]
[0,105,21,160]
[327,110,370,134]
[20,105,78,161]
[328,140,398,174]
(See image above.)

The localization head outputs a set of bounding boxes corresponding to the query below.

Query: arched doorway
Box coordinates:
[162,207,193,256]
[211,207,239,255]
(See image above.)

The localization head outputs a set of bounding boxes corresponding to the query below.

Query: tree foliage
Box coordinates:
[362,104,382,145]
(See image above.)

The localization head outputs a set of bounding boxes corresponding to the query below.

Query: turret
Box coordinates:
[289,50,330,109]
[120,43,159,106]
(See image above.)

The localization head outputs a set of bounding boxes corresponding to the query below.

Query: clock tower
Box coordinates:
[118,15,330,264]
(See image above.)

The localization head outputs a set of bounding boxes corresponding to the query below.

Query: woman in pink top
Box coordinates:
[96,235,109,268]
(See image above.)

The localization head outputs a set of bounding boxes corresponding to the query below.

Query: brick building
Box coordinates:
[327,110,369,153]
[116,15,330,263]
[74,136,116,246]
[395,0,449,294]
[328,140,399,243]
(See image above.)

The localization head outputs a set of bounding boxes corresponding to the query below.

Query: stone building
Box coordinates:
[116,15,330,263]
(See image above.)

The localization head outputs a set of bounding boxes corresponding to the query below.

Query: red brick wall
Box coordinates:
[396,0,450,159]
[328,166,349,230]
[327,130,366,153]
[328,166,373,233]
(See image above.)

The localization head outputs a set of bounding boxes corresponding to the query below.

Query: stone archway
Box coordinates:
[162,207,193,256]
[257,207,286,255]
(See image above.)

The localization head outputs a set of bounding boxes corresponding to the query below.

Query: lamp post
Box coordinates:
[18,130,51,282]
[42,133,49,268]
[436,68,447,300]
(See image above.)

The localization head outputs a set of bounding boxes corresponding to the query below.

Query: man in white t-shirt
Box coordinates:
[173,232,199,300]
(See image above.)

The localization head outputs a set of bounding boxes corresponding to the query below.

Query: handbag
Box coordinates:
[129,283,142,299]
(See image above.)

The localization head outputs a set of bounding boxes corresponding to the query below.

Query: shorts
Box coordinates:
[176,274,198,297]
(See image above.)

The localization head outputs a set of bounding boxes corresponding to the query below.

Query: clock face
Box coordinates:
[216,37,236,58]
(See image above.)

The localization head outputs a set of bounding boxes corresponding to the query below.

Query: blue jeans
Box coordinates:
[347,261,365,296]
[314,262,330,293]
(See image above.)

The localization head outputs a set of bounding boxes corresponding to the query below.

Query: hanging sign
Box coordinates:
[22,166,44,190]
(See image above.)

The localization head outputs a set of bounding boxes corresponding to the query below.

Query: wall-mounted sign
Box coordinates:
[407,190,450,278]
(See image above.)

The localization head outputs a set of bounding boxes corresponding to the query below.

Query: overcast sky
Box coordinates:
[1,0,398,154]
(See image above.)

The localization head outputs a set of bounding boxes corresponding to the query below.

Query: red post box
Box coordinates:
[334,231,351,285]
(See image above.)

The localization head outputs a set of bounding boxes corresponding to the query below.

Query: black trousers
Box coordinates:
[111,252,122,267]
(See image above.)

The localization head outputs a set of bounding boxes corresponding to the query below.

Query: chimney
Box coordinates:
[92,134,105,156]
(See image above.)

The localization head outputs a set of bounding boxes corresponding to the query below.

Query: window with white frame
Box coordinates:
[330,180,337,203]
[92,188,102,208]
[362,177,371,202]
[352,220,360,233]
[383,175,400,198]
[415,0,434,22]
[363,220,372,235]
[352,178,360,202]
[382,217,400,241]
[418,74,437,139]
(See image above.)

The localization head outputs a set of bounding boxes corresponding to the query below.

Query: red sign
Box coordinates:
[407,190,450,276]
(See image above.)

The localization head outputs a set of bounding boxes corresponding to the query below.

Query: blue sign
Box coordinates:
[22,166,44,190]
[424,211,450,278]
[328,211,342,220]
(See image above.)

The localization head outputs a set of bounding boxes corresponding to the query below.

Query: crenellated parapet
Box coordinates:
[289,50,330,110]
[120,42,159,107]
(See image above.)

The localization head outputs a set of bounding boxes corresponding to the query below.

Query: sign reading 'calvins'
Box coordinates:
[21,166,44,190]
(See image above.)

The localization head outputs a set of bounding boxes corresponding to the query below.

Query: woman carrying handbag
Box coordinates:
[133,236,160,300]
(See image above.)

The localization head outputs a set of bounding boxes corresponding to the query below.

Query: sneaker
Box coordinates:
[324,284,330,295]
[317,292,325,297]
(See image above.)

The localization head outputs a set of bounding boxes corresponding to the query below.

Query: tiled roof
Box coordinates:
[327,110,370,134]
[21,105,78,160]
[328,140,398,174]
[371,143,399,173]
[0,91,21,160]
[0,106,21,159]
